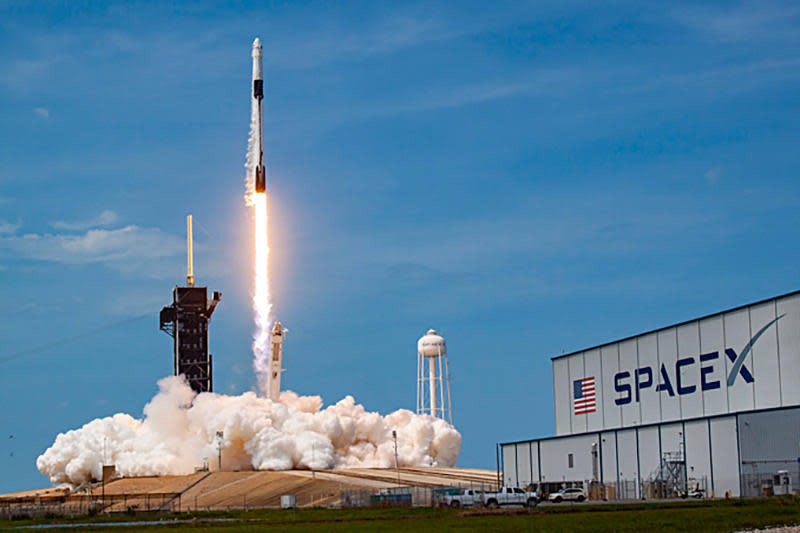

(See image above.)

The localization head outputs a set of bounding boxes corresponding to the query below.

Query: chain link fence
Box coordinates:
[0,492,182,520]
[741,469,799,498]
[342,481,511,508]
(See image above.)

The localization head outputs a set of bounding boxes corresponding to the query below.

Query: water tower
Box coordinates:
[416,329,453,424]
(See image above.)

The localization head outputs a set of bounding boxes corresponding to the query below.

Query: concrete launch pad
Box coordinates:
[1,467,498,511]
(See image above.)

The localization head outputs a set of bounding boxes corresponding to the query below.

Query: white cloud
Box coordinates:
[377,80,537,116]
[673,3,800,43]
[33,107,49,119]
[0,225,185,277]
[268,13,465,70]
[615,57,800,97]
[50,210,119,231]
[0,220,21,235]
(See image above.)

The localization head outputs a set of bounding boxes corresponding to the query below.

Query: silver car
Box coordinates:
[548,488,586,503]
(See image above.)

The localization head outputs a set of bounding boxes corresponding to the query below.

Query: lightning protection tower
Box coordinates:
[416,329,453,424]
[159,215,221,394]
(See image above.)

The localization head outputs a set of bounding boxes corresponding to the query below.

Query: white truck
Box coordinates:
[482,486,538,508]
[441,489,483,508]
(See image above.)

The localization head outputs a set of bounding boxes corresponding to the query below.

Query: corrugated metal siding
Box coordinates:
[738,407,800,463]
[501,411,766,498]
[709,416,739,497]
[515,442,533,487]
[501,444,516,487]
[554,293,800,435]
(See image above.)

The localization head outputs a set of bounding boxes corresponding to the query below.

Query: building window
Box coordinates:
[568,453,574,468]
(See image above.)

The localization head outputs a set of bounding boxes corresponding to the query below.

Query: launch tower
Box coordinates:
[160,215,221,393]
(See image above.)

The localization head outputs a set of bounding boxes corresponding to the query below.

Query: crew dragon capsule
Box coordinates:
[252,38,266,194]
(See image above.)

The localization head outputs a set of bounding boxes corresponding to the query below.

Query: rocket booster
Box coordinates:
[252,38,266,194]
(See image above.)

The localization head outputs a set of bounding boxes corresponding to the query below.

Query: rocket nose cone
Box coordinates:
[253,37,261,48]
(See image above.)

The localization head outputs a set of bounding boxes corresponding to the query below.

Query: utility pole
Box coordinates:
[495,444,501,490]
[101,437,108,513]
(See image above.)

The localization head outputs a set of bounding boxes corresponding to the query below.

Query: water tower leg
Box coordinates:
[438,352,445,420]
[444,353,453,425]
[416,352,422,415]
[429,357,437,418]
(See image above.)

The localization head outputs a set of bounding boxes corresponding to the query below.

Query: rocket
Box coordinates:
[252,38,266,194]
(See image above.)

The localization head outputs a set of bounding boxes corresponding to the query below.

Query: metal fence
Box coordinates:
[346,477,718,508]
[341,486,437,508]
[345,482,520,508]
[742,470,800,498]
[0,492,182,519]
[0,503,95,521]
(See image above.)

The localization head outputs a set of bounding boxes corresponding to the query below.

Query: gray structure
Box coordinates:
[501,291,800,498]
[160,285,221,393]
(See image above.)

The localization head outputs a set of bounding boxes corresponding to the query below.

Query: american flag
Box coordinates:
[573,377,596,415]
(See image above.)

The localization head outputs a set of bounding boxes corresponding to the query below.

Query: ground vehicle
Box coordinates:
[483,487,538,508]
[441,489,482,508]
[548,487,585,503]
[773,471,793,496]
[682,488,704,499]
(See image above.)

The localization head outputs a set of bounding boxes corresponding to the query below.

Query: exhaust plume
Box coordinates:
[37,376,462,486]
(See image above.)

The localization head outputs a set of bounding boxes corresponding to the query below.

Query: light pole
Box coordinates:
[216,431,224,472]
[392,430,400,486]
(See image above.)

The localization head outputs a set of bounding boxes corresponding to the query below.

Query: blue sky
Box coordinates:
[2,1,800,492]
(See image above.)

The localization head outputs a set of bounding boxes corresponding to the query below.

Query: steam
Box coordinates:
[243,85,259,208]
[37,376,462,486]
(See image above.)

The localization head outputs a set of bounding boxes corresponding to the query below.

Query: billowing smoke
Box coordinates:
[37,376,462,486]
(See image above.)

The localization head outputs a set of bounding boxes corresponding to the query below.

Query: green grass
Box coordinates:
[2,498,799,532]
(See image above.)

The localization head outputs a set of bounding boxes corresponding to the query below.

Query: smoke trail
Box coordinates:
[244,89,259,207]
[251,194,271,393]
[37,376,462,486]
[245,83,272,393]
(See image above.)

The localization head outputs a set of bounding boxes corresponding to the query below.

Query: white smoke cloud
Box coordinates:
[37,376,462,486]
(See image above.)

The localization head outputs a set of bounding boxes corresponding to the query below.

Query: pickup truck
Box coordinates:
[483,486,538,508]
[441,489,483,508]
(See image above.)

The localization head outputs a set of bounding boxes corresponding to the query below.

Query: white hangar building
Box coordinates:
[500,291,800,498]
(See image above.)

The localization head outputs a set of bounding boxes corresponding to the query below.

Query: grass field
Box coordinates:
[2,498,799,532]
